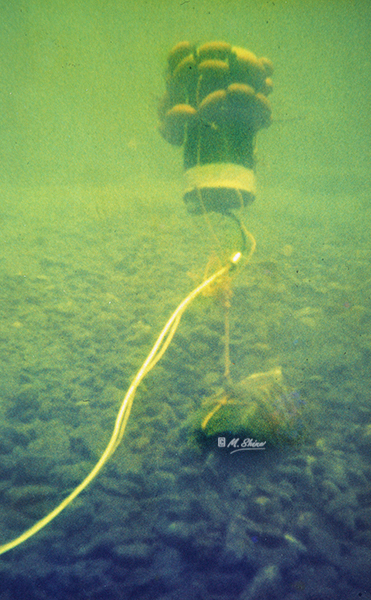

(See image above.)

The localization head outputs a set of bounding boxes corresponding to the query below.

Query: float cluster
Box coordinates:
[158,41,273,170]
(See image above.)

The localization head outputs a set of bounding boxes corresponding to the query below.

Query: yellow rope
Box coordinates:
[0,252,242,556]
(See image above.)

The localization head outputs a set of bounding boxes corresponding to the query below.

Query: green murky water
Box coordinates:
[0,1,370,598]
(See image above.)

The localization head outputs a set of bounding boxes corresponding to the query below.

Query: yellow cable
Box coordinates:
[0,252,242,556]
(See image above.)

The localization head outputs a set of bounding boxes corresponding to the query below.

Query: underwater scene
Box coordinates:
[0,1,370,598]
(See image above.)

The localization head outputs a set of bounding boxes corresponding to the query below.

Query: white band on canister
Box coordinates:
[184,163,256,194]
[183,163,256,213]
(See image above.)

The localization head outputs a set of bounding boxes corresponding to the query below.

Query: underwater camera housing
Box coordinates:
[158,41,273,214]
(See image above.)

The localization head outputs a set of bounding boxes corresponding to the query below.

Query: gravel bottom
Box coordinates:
[0,184,370,599]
